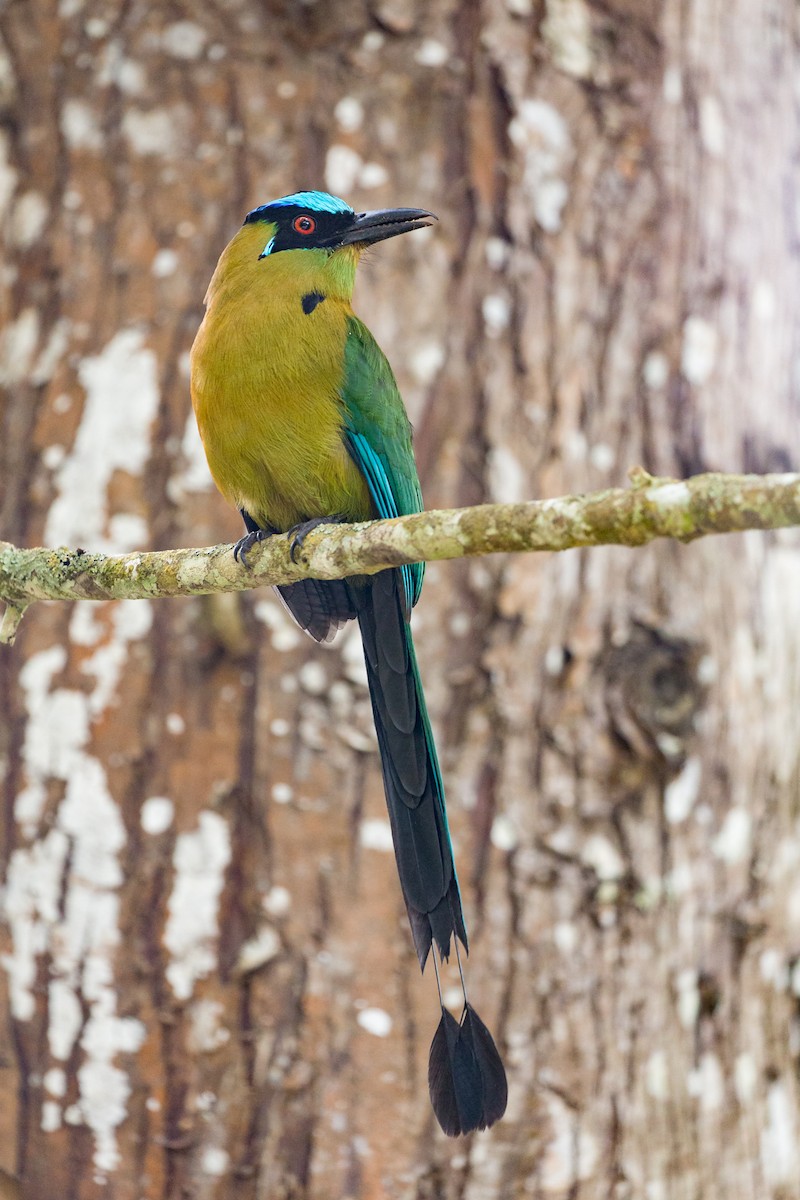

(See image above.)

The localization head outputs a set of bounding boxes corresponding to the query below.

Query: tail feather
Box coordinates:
[357,569,465,967]
[359,591,418,743]
[428,1004,508,1136]
[280,565,507,1135]
[277,577,359,643]
[429,1008,484,1137]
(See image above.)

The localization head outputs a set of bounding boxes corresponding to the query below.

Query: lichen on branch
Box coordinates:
[2,470,799,644]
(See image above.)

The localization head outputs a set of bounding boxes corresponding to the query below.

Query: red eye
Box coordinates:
[293,215,316,235]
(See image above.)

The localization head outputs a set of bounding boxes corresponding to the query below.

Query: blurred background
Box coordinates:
[2,1,800,1197]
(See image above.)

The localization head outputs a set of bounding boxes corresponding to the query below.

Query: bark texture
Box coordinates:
[1,2,800,1198]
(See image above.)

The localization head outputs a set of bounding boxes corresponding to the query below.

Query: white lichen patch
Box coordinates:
[48,978,83,1061]
[33,318,71,385]
[681,316,717,385]
[41,1100,62,1133]
[236,926,280,974]
[357,1007,393,1037]
[414,38,449,67]
[4,632,147,1171]
[341,625,369,687]
[0,307,39,386]
[141,795,175,835]
[642,350,669,389]
[45,329,160,551]
[166,711,185,736]
[490,814,519,852]
[200,1146,230,1177]
[760,548,800,786]
[752,280,776,322]
[359,161,388,189]
[581,834,624,881]
[664,756,701,823]
[161,20,207,59]
[410,341,445,386]
[0,129,18,219]
[647,481,691,512]
[298,660,327,695]
[676,969,700,1028]
[44,1067,67,1096]
[686,1052,724,1110]
[42,444,65,470]
[539,1092,598,1189]
[325,145,363,195]
[60,99,103,151]
[541,0,592,79]
[488,446,527,504]
[359,818,394,852]
[509,99,572,233]
[254,599,301,652]
[663,65,683,104]
[482,292,511,337]
[734,1053,757,1103]
[188,999,231,1053]
[164,812,232,1001]
[77,997,146,1172]
[758,948,787,990]
[2,829,69,1019]
[589,442,614,471]
[11,190,48,247]
[263,886,291,917]
[166,413,214,501]
[712,806,751,864]
[121,107,182,156]
[152,247,178,277]
[334,96,364,133]
[699,94,725,158]
[485,237,510,270]
[761,1081,799,1186]
[95,42,146,95]
[645,1049,669,1100]
[14,647,85,834]
[80,600,153,716]
[271,781,293,804]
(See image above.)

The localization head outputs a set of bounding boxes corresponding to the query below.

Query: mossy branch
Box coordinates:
[2,469,799,644]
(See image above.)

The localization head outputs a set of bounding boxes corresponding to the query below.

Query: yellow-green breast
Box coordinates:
[190,224,371,531]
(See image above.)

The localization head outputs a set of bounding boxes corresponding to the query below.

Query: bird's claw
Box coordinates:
[233,528,272,569]
[286,516,346,564]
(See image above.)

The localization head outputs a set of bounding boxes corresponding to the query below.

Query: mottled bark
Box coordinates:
[1,2,800,1199]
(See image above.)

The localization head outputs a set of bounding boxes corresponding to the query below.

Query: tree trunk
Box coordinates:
[2,1,799,1197]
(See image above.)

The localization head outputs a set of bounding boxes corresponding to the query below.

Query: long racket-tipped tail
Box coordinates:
[357,569,507,1134]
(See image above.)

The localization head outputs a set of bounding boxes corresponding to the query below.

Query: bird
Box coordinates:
[190,190,507,1135]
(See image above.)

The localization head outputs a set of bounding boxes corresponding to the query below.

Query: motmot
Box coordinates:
[190,190,507,1135]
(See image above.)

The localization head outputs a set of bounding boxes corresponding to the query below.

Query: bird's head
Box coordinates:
[206,191,436,307]
[243,190,436,260]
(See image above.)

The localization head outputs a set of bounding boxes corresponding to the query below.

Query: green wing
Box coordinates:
[341,315,425,609]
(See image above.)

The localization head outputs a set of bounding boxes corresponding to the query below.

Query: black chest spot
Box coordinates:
[301,291,326,315]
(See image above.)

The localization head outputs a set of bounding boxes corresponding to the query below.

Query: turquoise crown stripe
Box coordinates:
[262,191,352,215]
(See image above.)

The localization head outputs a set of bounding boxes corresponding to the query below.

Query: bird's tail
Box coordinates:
[357,569,508,1135]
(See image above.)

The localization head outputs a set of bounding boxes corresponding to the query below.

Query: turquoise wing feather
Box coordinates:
[340,315,424,612]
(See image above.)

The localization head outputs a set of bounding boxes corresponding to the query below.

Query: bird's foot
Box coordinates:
[286,515,348,564]
[233,528,274,569]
